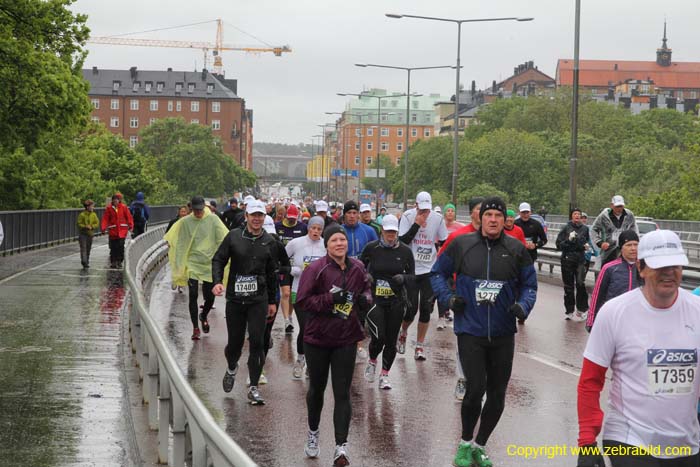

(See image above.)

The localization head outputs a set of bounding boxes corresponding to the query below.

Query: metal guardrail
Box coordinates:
[124,226,258,467]
[0,205,180,255]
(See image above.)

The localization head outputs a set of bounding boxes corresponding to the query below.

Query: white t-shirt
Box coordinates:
[584,288,700,457]
[399,208,448,275]
[285,235,326,293]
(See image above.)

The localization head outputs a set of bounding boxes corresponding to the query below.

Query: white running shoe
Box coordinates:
[293,355,305,380]
[364,361,377,382]
[333,443,350,467]
[259,372,268,385]
[574,310,588,322]
[378,375,392,390]
[304,429,320,458]
[437,317,446,330]
[415,346,426,361]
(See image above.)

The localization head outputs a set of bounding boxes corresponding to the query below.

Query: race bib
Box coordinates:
[415,246,434,263]
[647,349,697,395]
[302,255,322,270]
[333,291,354,319]
[525,236,533,243]
[475,280,504,305]
[234,275,258,296]
[375,279,394,297]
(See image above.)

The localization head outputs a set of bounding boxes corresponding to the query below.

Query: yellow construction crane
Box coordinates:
[88,19,291,74]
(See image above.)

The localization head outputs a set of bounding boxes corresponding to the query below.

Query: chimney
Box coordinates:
[528,60,534,69]
[471,80,476,94]
[92,66,98,75]
[201,68,208,81]
[167,67,172,72]
[130,66,137,79]
[492,80,497,92]
[614,63,618,71]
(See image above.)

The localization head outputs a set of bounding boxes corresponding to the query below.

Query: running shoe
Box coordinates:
[437,317,446,330]
[259,372,268,385]
[453,443,474,467]
[285,318,294,334]
[415,345,426,361]
[564,311,574,321]
[378,375,392,390]
[222,365,238,393]
[454,378,466,401]
[364,361,376,382]
[304,429,320,458]
[473,446,493,467]
[333,443,350,467]
[397,332,407,355]
[446,310,454,322]
[247,386,265,405]
[199,313,210,334]
[199,304,216,310]
[293,355,305,380]
[575,310,588,322]
[191,328,201,340]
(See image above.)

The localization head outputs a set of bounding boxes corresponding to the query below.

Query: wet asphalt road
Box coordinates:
[150,265,601,467]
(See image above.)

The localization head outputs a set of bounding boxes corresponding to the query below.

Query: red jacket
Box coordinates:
[101,203,134,239]
[504,224,527,245]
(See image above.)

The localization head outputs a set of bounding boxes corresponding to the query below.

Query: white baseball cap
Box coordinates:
[638,230,688,269]
[433,206,442,213]
[416,191,432,210]
[611,195,625,206]
[315,200,329,212]
[518,202,531,213]
[246,200,266,214]
[243,195,256,205]
[359,203,371,213]
[381,214,399,232]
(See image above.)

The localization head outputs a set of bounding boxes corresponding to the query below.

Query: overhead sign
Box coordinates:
[332,169,359,177]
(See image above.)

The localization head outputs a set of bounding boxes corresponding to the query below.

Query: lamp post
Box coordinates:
[326,111,367,202]
[355,63,455,209]
[569,0,581,211]
[386,13,533,205]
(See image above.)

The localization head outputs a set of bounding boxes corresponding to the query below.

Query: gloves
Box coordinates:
[391,274,405,287]
[448,295,466,314]
[357,294,370,310]
[509,303,526,321]
[576,444,604,467]
[332,290,347,305]
[569,231,577,241]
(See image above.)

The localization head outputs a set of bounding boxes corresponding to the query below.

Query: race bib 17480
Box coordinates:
[647,348,697,396]
[234,275,258,296]
[475,280,504,305]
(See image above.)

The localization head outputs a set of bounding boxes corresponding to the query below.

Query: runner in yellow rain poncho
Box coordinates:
[164,196,230,339]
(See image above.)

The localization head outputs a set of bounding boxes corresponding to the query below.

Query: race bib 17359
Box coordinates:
[647,348,697,395]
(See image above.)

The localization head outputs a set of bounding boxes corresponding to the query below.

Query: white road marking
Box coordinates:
[518,351,581,377]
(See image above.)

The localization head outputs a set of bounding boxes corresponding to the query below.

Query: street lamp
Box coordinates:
[355,63,455,209]
[386,13,533,205]
[569,0,581,211]
[326,111,367,201]
[338,91,419,214]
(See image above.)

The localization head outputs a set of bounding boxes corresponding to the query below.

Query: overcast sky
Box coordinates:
[72,0,699,144]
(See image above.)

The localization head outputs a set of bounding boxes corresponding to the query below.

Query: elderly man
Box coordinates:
[101,192,133,269]
[576,230,700,467]
[591,195,639,267]
[359,203,381,236]
[514,202,547,263]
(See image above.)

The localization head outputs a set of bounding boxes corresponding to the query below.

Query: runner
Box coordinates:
[576,229,700,467]
[286,216,327,380]
[360,214,415,389]
[276,203,308,334]
[295,225,372,466]
[397,191,448,360]
[342,200,378,259]
[514,202,548,263]
[431,196,537,467]
[212,200,279,405]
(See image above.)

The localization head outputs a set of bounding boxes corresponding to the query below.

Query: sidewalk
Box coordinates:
[0,239,158,467]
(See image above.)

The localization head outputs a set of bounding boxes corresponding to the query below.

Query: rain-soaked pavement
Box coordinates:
[150,264,601,467]
[0,239,157,467]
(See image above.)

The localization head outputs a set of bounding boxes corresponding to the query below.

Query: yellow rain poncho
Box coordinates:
[163,209,230,286]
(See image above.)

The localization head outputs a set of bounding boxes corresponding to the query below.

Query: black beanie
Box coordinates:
[469,197,485,213]
[343,200,359,214]
[323,224,347,247]
[479,196,507,220]
[618,230,639,248]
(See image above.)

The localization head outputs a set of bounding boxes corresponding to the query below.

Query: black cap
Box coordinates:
[479,196,507,220]
[618,230,640,248]
[343,200,359,214]
[468,197,485,213]
[323,224,347,247]
[191,196,205,210]
[209,200,217,208]
[229,197,238,204]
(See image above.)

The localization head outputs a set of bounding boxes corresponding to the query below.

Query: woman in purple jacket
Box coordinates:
[295,224,372,467]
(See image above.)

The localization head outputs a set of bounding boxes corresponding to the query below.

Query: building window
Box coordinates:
[354,141,360,150]
[149,118,156,124]
[110,117,119,128]
[129,136,138,148]
[156,82,164,92]
[692,91,698,99]
[367,141,373,150]
[411,113,417,122]
[150,100,158,111]
[91,99,99,109]
[396,156,401,164]
[459,118,465,128]
[381,128,389,136]
[176,101,182,112]
[191,101,200,112]
[354,155,360,165]
[212,120,221,130]
[397,128,403,137]
[411,128,417,137]
[207,83,214,94]
[132,82,139,92]
[367,128,373,136]
[91,116,100,123]
[175,83,183,93]
[355,128,361,137]
[191,118,199,124]
[110,99,119,110]
[130,99,139,110]
[412,101,419,109]
[380,141,389,151]
[145,82,152,92]
[391,100,398,107]
[381,114,388,122]
[366,156,373,166]
[129,117,138,128]
[678,90,684,99]
[188,83,195,93]
[424,128,431,137]
[112,81,120,91]
[212,101,221,112]
[397,142,403,151]
[167,101,173,111]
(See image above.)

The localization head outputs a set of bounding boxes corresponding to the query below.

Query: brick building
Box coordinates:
[82,66,253,169]
[496,61,556,97]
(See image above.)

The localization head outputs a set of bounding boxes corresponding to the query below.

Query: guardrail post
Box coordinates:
[158,362,171,465]
[148,342,159,430]
[143,332,152,404]
[187,417,207,467]
[172,390,186,467]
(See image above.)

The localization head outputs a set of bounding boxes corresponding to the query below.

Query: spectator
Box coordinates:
[101,192,133,269]
[129,192,150,239]
[591,195,639,267]
[77,199,100,268]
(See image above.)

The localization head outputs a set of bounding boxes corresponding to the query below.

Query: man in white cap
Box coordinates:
[359,203,381,237]
[397,191,448,360]
[315,200,337,230]
[591,195,639,267]
[576,229,700,467]
[514,202,548,264]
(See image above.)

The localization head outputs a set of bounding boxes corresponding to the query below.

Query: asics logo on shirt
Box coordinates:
[648,349,697,365]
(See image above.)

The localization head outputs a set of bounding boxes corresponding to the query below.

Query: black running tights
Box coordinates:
[188,279,214,328]
[367,300,403,372]
[225,301,267,387]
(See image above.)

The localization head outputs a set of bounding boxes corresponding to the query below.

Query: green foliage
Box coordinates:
[361,155,393,194]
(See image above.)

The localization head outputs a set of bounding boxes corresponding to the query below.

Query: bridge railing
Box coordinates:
[124,226,257,467]
[0,205,179,255]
